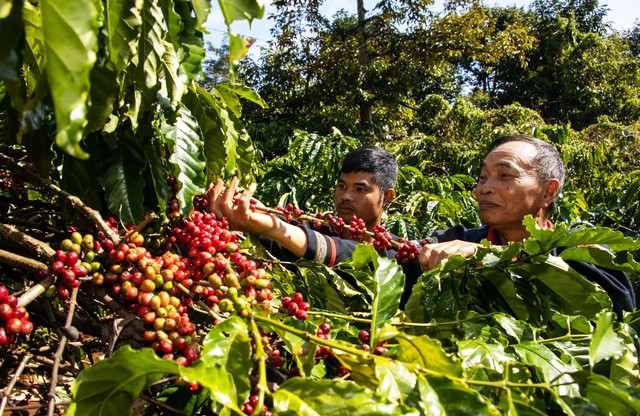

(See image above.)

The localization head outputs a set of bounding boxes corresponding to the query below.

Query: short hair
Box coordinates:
[488,135,566,210]
[340,146,398,192]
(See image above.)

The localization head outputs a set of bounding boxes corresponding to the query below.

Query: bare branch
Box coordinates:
[0,353,33,414]
[0,152,120,246]
[0,223,56,261]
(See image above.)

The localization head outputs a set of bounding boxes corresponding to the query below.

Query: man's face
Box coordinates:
[334,171,385,229]
[474,141,549,229]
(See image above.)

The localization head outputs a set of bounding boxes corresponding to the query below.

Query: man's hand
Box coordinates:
[419,240,481,270]
[207,178,269,234]
[207,178,309,257]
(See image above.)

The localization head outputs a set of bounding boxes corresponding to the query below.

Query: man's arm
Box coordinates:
[207,178,308,257]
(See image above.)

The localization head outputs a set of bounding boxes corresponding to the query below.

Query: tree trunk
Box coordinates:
[357,0,373,129]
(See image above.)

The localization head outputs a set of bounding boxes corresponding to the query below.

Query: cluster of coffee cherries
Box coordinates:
[348,216,366,241]
[0,285,33,346]
[358,330,389,355]
[0,170,25,191]
[272,204,423,263]
[48,232,99,298]
[315,322,333,360]
[280,292,310,321]
[394,238,421,262]
[242,394,273,416]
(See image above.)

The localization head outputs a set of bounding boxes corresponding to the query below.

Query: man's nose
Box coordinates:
[475,180,492,194]
[340,189,354,201]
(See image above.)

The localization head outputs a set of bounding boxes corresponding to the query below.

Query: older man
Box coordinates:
[419,135,636,313]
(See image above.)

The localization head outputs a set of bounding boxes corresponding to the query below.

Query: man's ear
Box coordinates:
[383,188,395,207]
[544,179,560,201]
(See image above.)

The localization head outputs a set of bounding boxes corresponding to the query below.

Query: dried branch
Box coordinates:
[0,248,48,274]
[0,152,120,246]
[0,352,33,414]
[0,223,56,261]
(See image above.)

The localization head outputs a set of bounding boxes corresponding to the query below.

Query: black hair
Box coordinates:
[340,146,398,192]
[488,135,566,211]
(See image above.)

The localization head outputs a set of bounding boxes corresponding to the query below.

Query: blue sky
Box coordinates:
[206,0,639,55]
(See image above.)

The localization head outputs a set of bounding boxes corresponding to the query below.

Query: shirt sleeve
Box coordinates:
[302,226,359,267]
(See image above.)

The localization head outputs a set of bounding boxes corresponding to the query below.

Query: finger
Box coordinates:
[207,178,225,217]
[220,177,239,216]
[236,183,255,212]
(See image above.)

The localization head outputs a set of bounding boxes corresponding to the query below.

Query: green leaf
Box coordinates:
[85,63,118,134]
[41,0,99,159]
[395,333,462,377]
[518,261,611,318]
[137,0,166,91]
[0,0,12,19]
[105,0,141,72]
[374,357,417,404]
[589,312,625,367]
[585,373,640,415]
[275,318,317,377]
[218,0,264,26]
[512,343,580,397]
[423,374,500,415]
[482,269,530,320]
[350,245,404,347]
[99,142,146,225]
[167,0,205,82]
[191,0,211,30]
[196,86,256,184]
[457,339,515,373]
[216,83,267,118]
[559,245,640,274]
[143,136,171,214]
[272,378,407,415]
[0,1,22,81]
[67,346,179,416]
[164,105,206,214]
[199,316,252,400]
[180,363,243,414]
[415,376,447,415]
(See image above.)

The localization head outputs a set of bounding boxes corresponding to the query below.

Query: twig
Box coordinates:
[1,217,64,236]
[0,152,120,246]
[139,394,186,415]
[0,352,33,414]
[0,223,56,261]
[46,287,79,416]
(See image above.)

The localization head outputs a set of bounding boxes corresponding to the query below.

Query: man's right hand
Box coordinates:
[419,240,481,270]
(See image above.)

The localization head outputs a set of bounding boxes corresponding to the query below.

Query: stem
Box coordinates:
[47,287,79,416]
[0,353,33,414]
[307,310,372,323]
[252,314,369,358]
[248,317,268,414]
[252,206,399,246]
[18,275,56,307]
[0,152,120,246]
[175,282,226,322]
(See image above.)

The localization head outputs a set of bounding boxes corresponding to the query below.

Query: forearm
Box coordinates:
[251,215,308,258]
